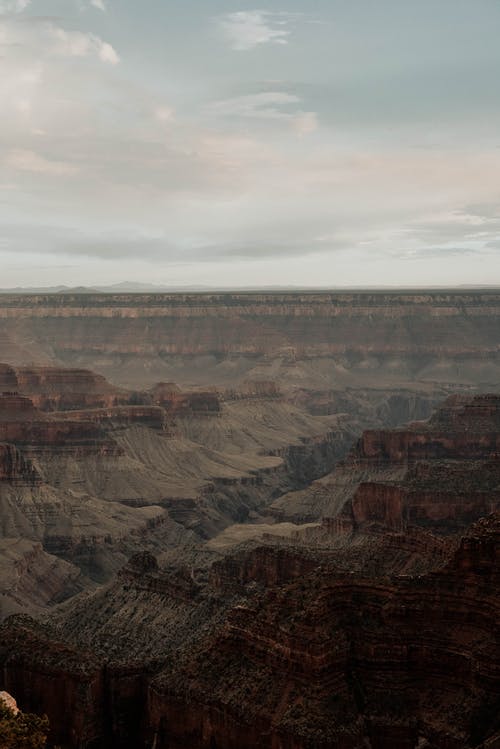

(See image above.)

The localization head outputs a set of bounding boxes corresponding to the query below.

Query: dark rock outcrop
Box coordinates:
[148,513,500,749]
[1,511,497,749]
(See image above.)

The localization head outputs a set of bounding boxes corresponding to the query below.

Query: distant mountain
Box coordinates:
[0,283,222,294]
[0,283,320,294]
[0,282,305,293]
[0,285,100,294]
[1,283,499,294]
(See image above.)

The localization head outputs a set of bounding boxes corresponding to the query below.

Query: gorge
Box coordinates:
[0,291,498,748]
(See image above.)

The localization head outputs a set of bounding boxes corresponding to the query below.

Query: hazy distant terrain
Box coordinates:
[0,290,499,390]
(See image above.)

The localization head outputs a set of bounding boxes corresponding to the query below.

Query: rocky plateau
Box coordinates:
[0,291,499,390]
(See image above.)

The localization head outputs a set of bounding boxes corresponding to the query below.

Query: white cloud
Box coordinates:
[49,26,119,64]
[98,39,119,64]
[0,14,120,66]
[0,0,30,12]
[217,11,291,51]
[90,0,106,10]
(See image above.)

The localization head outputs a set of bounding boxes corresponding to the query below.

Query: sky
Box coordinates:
[1,0,500,288]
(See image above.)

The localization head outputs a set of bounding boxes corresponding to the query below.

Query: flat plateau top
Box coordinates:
[0,289,500,308]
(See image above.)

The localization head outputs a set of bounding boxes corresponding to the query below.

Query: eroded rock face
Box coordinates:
[14,366,133,412]
[0,362,349,609]
[150,384,221,416]
[0,511,497,749]
[148,514,500,749]
[0,359,498,748]
[0,363,137,412]
[335,394,500,535]
[0,364,19,391]
[0,620,106,747]
[0,444,39,484]
[273,394,500,530]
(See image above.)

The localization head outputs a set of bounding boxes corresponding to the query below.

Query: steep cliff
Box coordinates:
[0,511,497,749]
[272,394,500,529]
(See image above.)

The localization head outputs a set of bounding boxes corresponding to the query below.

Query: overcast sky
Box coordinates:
[1,0,500,288]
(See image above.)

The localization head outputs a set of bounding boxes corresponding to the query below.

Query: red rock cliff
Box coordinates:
[333,394,500,534]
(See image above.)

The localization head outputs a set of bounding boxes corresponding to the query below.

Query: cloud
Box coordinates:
[5,149,78,176]
[206,91,318,134]
[0,14,120,68]
[293,111,318,135]
[48,26,119,64]
[0,219,341,262]
[216,11,292,51]
[401,208,500,248]
[90,0,106,10]
[207,92,300,119]
[0,222,178,260]
[0,0,30,12]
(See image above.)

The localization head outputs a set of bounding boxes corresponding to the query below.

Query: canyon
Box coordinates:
[0,292,498,748]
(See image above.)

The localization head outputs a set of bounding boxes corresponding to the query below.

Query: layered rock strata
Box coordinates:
[0,363,131,411]
[0,364,347,601]
[0,291,499,389]
[272,394,500,529]
[0,512,497,749]
[0,371,498,747]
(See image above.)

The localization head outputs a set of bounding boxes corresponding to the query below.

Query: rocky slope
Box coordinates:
[0,394,498,748]
[0,364,348,614]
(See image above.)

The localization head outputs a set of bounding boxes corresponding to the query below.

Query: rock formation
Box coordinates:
[0,362,135,412]
[151,383,221,416]
[0,291,499,389]
[146,513,499,749]
[272,394,500,528]
[0,393,498,747]
[0,362,348,615]
[0,300,498,749]
[0,506,497,749]
[0,691,19,714]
